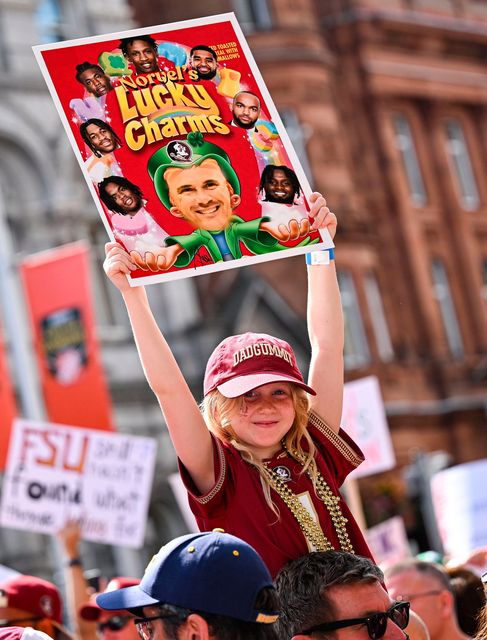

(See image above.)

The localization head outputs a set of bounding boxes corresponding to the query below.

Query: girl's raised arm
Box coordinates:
[305,194,344,434]
[104,242,215,493]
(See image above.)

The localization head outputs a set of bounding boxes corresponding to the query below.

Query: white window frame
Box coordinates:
[393,114,427,207]
[445,119,480,211]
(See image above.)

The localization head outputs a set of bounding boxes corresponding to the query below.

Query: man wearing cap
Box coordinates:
[79,578,140,640]
[132,132,315,271]
[96,530,279,640]
[0,576,73,640]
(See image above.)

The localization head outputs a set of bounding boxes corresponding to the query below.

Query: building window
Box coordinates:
[482,260,487,305]
[431,259,464,358]
[364,273,394,362]
[393,114,427,206]
[445,119,480,211]
[36,0,64,43]
[279,108,313,185]
[337,270,370,369]
[233,0,273,31]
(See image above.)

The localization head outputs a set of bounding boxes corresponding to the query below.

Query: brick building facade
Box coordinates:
[128,0,487,535]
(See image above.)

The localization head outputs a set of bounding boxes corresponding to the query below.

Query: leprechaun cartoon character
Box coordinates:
[132,132,315,271]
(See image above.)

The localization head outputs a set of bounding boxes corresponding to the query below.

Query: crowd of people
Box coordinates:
[2,193,487,639]
[1,531,486,640]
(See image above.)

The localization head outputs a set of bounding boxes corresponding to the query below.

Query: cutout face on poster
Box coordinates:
[33,13,333,286]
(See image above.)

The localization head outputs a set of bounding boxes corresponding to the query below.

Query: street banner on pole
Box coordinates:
[0,324,17,470]
[20,242,114,431]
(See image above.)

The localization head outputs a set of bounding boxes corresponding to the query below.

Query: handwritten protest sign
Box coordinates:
[342,376,396,479]
[0,419,156,548]
[33,13,332,286]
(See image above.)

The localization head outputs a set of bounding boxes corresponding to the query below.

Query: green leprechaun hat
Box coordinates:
[147,132,240,210]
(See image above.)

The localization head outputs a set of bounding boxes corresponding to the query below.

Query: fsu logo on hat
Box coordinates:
[41,307,87,385]
[40,594,54,617]
[167,141,192,163]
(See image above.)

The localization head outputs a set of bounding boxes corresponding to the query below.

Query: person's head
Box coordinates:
[79,578,140,640]
[446,566,486,637]
[202,332,315,461]
[0,627,56,640]
[98,177,144,215]
[259,165,301,205]
[79,119,121,157]
[476,604,487,640]
[0,575,70,640]
[75,62,112,97]
[96,531,279,640]
[189,46,218,80]
[405,610,430,640]
[385,560,460,640]
[276,551,410,640]
[120,36,158,74]
[231,92,261,129]
[147,133,240,229]
[163,159,239,232]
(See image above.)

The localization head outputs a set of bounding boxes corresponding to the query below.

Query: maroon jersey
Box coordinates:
[179,411,374,577]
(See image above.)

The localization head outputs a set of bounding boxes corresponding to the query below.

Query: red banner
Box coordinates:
[0,324,17,469]
[20,242,114,431]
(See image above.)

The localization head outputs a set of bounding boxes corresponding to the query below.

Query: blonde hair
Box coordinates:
[201,385,320,515]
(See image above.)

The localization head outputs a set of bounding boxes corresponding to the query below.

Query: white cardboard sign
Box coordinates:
[0,419,157,548]
[431,459,487,556]
[342,376,396,479]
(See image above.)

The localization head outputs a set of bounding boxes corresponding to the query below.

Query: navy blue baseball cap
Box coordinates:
[96,531,278,624]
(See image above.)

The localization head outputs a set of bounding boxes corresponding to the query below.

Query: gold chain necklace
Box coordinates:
[262,443,355,554]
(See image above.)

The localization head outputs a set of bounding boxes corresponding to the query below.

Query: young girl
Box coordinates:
[104,192,373,577]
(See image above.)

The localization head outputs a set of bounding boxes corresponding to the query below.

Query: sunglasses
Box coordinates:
[134,611,189,640]
[394,590,443,602]
[302,601,410,639]
[97,615,133,634]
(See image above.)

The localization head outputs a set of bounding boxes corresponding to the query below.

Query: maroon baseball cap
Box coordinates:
[79,578,139,621]
[203,332,316,398]
[0,576,62,624]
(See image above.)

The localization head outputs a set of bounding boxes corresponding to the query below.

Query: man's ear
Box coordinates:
[181,613,211,640]
[230,194,241,209]
[440,590,455,617]
[170,206,185,219]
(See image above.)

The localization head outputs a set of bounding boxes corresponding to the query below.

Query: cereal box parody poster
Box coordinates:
[34,13,332,285]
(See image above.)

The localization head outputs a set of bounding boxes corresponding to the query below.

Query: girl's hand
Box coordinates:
[309,192,337,239]
[103,241,136,292]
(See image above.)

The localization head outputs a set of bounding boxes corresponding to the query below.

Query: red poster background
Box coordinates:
[0,325,18,469]
[20,243,114,431]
